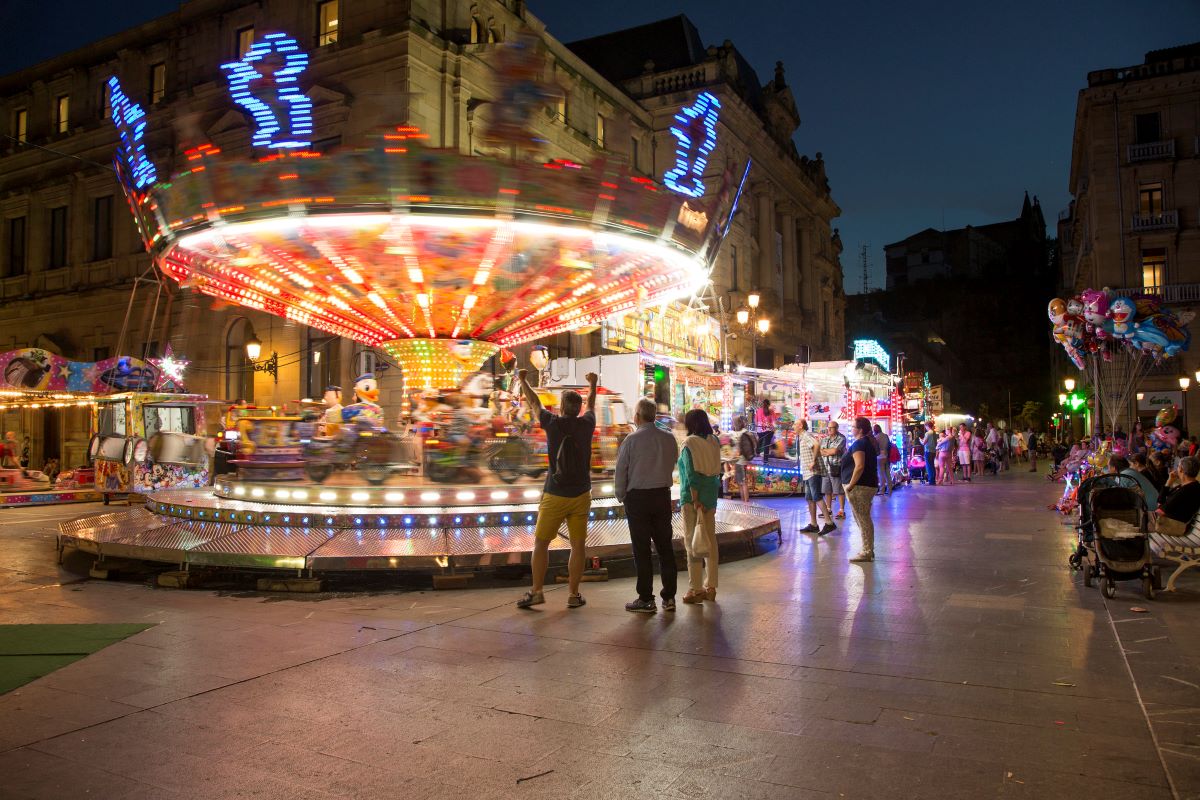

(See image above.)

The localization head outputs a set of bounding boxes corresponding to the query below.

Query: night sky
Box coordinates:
[3,0,1197,291]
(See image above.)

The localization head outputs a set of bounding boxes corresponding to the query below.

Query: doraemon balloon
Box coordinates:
[1108,296,1137,341]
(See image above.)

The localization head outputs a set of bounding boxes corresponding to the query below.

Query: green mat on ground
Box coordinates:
[0,624,153,694]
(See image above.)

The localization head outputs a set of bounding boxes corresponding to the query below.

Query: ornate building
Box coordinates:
[0,0,843,463]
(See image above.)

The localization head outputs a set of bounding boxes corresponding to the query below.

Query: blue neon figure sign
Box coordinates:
[852,339,891,371]
[662,91,721,198]
[221,32,313,149]
[107,77,157,190]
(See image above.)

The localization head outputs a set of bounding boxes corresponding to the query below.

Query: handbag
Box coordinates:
[888,441,900,464]
[689,504,710,556]
[1156,514,1190,536]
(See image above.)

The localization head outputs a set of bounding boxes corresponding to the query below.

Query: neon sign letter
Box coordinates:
[107,77,157,190]
[852,339,891,371]
[662,91,721,198]
[221,32,313,149]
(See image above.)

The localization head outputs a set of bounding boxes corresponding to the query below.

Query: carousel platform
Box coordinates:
[57,484,782,574]
[1,488,103,508]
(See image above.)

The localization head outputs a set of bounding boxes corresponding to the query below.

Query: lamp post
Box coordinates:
[245,334,278,383]
[1064,377,1075,392]
[734,292,771,370]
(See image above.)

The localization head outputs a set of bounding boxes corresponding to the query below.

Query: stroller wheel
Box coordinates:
[1083,564,1093,587]
[1068,552,1082,570]
[1102,575,1117,599]
[1143,575,1156,601]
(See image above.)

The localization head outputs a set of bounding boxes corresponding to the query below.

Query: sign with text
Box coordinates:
[1138,390,1182,412]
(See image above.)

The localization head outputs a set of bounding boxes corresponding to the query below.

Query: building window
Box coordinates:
[630,137,639,171]
[48,206,68,268]
[469,17,482,44]
[1142,248,1167,291]
[236,26,255,57]
[149,63,166,104]
[99,82,112,120]
[5,217,25,277]
[225,317,254,402]
[1139,182,1164,216]
[92,196,113,261]
[356,350,377,377]
[54,95,69,134]
[317,0,338,46]
[487,27,498,44]
[557,94,568,124]
[1135,112,1161,144]
[729,244,738,291]
[92,346,111,362]
[12,108,26,143]
[596,114,606,149]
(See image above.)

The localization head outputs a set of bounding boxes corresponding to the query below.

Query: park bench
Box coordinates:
[1149,514,1200,591]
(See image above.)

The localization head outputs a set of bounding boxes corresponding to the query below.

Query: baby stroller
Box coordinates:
[907,446,927,483]
[1068,474,1157,600]
[982,446,1001,475]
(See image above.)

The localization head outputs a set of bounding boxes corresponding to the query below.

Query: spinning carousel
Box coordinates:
[59,31,781,576]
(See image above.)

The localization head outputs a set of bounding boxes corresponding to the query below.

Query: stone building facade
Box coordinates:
[0,0,843,462]
[1059,42,1200,430]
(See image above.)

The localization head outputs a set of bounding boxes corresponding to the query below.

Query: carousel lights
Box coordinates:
[221,32,313,149]
[662,92,721,198]
[107,76,157,189]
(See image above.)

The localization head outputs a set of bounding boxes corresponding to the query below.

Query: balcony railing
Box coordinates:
[1131,210,1179,231]
[1114,284,1200,304]
[1128,139,1175,162]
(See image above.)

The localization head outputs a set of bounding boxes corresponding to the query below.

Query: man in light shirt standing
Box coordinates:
[615,398,680,613]
[796,419,834,535]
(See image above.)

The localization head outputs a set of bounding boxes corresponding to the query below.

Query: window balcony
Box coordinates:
[1128,139,1175,162]
[1114,284,1200,304]
[1131,210,1178,231]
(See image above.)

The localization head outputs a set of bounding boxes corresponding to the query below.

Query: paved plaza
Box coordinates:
[3,472,1200,798]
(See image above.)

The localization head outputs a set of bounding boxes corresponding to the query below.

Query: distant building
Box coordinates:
[1059,41,1200,431]
[570,15,846,366]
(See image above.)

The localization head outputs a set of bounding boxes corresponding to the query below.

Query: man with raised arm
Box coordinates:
[515,369,598,610]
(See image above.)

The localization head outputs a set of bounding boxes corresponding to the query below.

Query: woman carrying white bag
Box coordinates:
[679,409,723,604]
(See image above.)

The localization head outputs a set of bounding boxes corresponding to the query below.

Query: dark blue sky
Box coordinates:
[4,0,1197,291]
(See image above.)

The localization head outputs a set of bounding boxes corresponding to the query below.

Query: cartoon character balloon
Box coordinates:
[1151,405,1185,455]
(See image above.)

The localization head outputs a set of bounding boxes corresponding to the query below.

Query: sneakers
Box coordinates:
[682,590,705,604]
[516,591,545,608]
[849,552,875,563]
[799,523,820,533]
[567,593,586,608]
[819,523,836,536]
[835,511,846,520]
[625,598,657,613]
[662,598,676,612]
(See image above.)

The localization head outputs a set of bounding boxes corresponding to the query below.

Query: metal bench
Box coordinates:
[1149,518,1200,591]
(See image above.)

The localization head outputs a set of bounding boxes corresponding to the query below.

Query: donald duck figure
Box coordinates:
[341,373,384,428]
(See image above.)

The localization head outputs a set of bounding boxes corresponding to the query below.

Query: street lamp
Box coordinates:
[245,334,278,382]
[736,308,749,326]
[1181,376,1191,392]
[733,294,771,370]
[1064,377,1075,392]
[747,293,760,310]
[1059,393,1068,406]
[757,318,770,335]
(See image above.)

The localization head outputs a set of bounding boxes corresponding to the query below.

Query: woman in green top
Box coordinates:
[679,409,722,604]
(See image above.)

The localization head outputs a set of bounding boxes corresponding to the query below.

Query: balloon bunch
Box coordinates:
[1048,288,1192,369]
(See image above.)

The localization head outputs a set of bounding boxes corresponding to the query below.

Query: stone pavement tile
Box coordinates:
[0,746,179,800]
[522,744,688,799]
[228,739,442,800]
[663,771,831,800]
[0,682,141,727]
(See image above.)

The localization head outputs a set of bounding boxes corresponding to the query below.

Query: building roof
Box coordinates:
[567,15,707,85]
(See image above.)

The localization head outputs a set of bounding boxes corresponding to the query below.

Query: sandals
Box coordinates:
[682,590,705,604]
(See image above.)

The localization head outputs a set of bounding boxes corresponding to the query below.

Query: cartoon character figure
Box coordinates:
[1133,296,1193,358]
[321,385,343,434]
[1108,296,1138,342]
[341,373,383,428]
[1151,405,1185,455]
[1048,298,1086,368]
[1080,288,1113,341]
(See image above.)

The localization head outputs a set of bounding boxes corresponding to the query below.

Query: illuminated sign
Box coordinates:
[221,32,313,149]
[107,77,157,189]
[662,92,721,198]
[852,339,891,371]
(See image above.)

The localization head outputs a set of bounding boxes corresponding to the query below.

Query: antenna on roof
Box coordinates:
[861,244,870,294]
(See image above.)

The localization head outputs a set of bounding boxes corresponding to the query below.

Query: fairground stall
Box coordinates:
[0,348,184,506]
[59,34,780,577]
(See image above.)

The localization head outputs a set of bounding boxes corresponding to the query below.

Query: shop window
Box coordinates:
[149,63,166,104]
[13,108,26,143]
[5,217,25,277]
[92,195,113,261]
[1142,248,1167,291]
[1135,112,1161,144]
[1139,182,1164,216]
[48,206,68,268]
[317,0,339,46]
[54,94,69,134]
[236,26,255,57]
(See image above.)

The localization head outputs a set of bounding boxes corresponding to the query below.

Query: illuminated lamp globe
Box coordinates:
[245,336,263,361]
[1058,393,1067,406]
[1063,377,1075,392]
[1194,370,1200,385]
[1181,376,1192,391]
[757,318,770,335]
[747,293,760,310]
[736,309,750,326]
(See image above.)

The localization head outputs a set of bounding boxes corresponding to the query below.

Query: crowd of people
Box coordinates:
[1102,452,1200,529]
[919,420,1041,486]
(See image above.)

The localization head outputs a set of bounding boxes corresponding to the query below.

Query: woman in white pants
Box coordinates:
[679,409,722,603]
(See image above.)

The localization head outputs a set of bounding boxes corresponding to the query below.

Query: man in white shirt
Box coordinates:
[795,420,834,535]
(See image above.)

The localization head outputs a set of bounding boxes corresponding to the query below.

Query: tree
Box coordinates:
[1013,401,1044,431]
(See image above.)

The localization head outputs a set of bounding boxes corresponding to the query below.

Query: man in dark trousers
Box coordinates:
[614,397,680,613]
